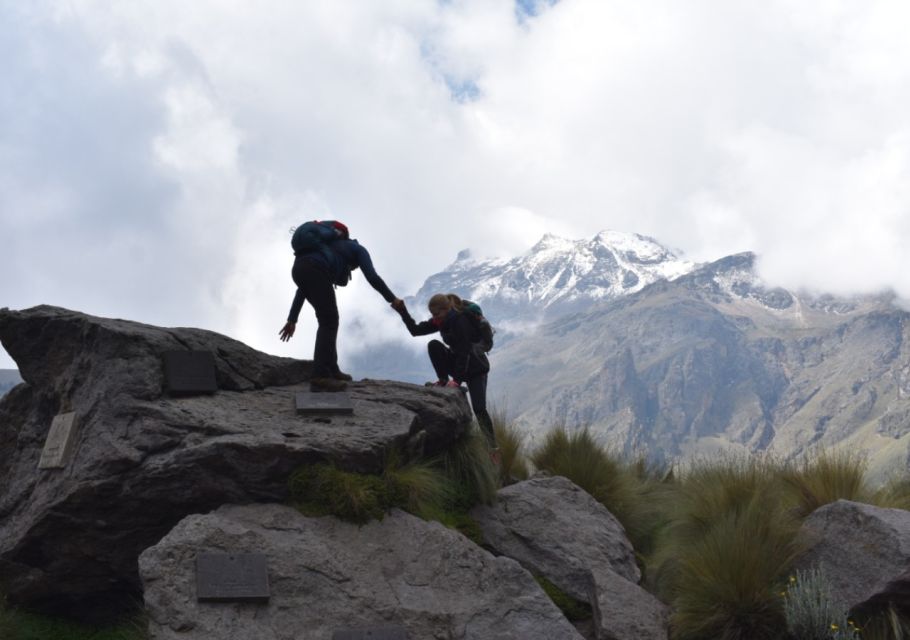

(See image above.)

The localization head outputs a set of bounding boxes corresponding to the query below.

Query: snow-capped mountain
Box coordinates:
[410,231,694,323]
[351,231,910,478]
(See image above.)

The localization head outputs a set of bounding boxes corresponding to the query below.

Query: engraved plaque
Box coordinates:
[38,412,78,470]
[196,553,270,603]
[163,351,217,396]
[295,391,354,415]
[332,627,408,640]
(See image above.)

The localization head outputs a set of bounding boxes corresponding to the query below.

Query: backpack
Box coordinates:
[461,299,495,352]
[291,220,346,255]
[291,220,353,287]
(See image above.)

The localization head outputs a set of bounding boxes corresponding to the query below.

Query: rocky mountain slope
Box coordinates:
[492,252,910,474]
[352,231,910,475]
[0,369,21,398]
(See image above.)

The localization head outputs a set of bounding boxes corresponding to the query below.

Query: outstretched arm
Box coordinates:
[395,303,438,337]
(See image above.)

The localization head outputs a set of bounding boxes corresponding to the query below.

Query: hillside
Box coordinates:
[0,369,21,398]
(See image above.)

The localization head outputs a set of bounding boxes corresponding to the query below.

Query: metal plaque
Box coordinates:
[163,351,217,396]
[195,553,270,603]
[295,391,354,415]
[332,627,408,640]
[38,412,79,470]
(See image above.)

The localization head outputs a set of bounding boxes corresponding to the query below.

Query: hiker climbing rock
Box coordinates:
[393,293,497,450]
[280,220,402,391]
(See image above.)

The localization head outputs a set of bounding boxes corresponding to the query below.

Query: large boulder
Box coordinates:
[0,306,473,620]
[139,503,585,640]
[472,476,668,640]
[793,500,910,611]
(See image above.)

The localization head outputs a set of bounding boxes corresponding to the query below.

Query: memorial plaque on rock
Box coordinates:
[163,350,217,396]
[195,553,270,603]
[295,391,354,415]
[38,412,79,470]
[332,627,408,640]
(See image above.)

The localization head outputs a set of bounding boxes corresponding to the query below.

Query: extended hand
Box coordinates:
[391,298,405,312]
[279,322,296,342]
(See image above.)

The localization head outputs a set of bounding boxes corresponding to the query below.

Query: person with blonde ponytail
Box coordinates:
[392,293,496,449]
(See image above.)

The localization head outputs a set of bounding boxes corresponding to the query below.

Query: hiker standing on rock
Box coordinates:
[392,293,497,450]
[280,220,402,392]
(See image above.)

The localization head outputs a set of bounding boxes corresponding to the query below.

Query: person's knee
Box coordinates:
[427,339,446,354]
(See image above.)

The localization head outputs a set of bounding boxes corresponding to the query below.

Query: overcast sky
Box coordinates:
[2,0,909,370]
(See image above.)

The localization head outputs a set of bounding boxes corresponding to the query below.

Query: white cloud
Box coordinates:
[2,0,910,368]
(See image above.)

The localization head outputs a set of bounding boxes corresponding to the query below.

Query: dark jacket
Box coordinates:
[288,239,396,323]
[399,307,490,381]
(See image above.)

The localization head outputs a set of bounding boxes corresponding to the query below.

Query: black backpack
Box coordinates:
[291,220,353,287]
[461,299,494,352]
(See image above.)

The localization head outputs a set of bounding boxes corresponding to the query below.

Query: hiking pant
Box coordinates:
[291,258,339,378]
[428,339,496,448]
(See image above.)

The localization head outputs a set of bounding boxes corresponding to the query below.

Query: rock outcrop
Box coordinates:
[472,476,669,640]
[0,306,473,620]
[139,504,584,640]
[794,500,910,612]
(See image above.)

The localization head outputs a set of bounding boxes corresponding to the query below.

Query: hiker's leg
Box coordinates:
[427,340,454,381]
[300,266,339,378]
[467,374,495,448]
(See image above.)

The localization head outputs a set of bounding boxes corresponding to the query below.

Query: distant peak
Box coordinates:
[531,233,572,251]
[455,249,472,262]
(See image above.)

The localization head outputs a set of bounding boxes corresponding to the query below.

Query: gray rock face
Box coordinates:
[139,504,584,640]
[472,476,668,640]
[472,476,640,600]
[591,570,669,640]
[794,500,910,610]
[0,306,473,620]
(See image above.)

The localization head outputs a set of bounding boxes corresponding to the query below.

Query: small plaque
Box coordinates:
[195,553,270,603]
[295,391,354,415]
[163,351,217,396]
[38,412,79,470]
[332,627,408,640]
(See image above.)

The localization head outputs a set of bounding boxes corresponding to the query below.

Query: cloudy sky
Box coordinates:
[2,0,909,370]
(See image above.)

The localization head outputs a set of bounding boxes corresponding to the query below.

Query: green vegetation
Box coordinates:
[0,596,147,640]
[784,568,858,640]
[289,425,496,541]
[781,449,872,518]
[491,407,530,485]
[533,575,592,622]
[499,422,910,640]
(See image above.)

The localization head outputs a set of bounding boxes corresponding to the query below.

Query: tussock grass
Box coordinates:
[652,456,802,640]
[781,449,872,518]
[858,606,910,640]
[873,475,910,511]
[491,407,530,485]
[529,425,671,555]
[288,426,496,542]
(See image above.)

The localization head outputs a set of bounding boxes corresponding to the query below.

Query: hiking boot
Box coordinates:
[332,370,353,381]
[310,377,348,392]
[425,380,448,387]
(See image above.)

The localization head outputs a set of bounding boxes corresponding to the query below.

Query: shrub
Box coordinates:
[437,425,498,509]
[781,449,871,518]
[783,568,858,639]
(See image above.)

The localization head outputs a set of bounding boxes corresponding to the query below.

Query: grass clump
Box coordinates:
[529,425,671,556]
[650,456,802,640]
[781,449,872,518]
[491,408,530,485]
[288,426,496,539]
